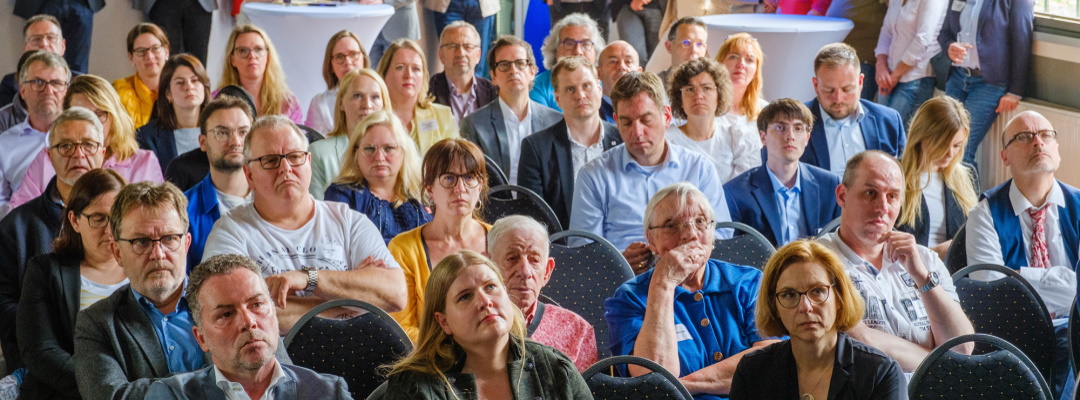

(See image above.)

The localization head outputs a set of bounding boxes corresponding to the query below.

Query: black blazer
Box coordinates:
[897,187,968,247]
[517,119,623,230]
[136,119,183,172]
[164,149,210,192]
[428,72,498,117]
[730,333,907,400]
[17,252,82,400]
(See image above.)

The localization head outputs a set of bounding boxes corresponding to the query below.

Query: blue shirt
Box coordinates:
[820,103,867,175]
[131,285,204,374]
[766,166,808,245]
[528,70,561,112]
[956,0,983,69]
[323,183,433,244]
[0,120,48,213]
[569,142,733,251]
[605,259,764,400]
[184,174,220,272]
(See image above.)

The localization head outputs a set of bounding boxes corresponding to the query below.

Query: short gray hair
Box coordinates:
[441,20,479,42]
[487,215,550,257]
[642,182,717,233]
[243,115,309,160]
[49,106,104,145]
[187,254,264,326]
[541,13,605,69]
[19,50,71,84]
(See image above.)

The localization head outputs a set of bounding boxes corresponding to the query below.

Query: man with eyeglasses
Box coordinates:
[202,115,406,334]
[724,99,841,247]
[530,13,605,112]
[597,41,642,123]
[605,183,778,399]
[429,21,498,120]
[14,0,100,74]
[461,35,562,184]
[0,106,105,376]
[658,17,708,91]
[2,15,68,108]
[817,150,973,372]
[183,96,255,272]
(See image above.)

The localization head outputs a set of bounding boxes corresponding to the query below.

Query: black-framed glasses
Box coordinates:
[440,43,480,52]
[81,212,109,229]
[1004,130,1057,148]
[332,51,364,65]
[647,217,714,234]
[775,285,834,309]
[208,127,250,142]
[22,78,68,92]
[437,173,480,189]
[232,46,267,59]
[26,34,61,46]
[768,123,809,135]
[679,85,716,96]
[494,59,531,72]
[559,39,595,51]
[132,45,166,58]
[116,233,185,255]
[680,39,707,49]
[360,145,399,156]
[50,141,101,157]
[247,151,309,169]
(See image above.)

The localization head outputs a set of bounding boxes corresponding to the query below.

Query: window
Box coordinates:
[1037,0,1080,21]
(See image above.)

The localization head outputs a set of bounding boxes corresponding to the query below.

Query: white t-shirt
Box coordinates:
[665,116,762,183]
[79,276,129,311]
[215,188,252,216]
[920,172,948,246]
[202,198,401,278]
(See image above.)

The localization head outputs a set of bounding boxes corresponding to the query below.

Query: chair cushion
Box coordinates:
[912,350,1047,399]
[288,313,412,398]
[587,372,688,400]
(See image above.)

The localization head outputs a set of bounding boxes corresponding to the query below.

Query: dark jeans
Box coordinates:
[432,0,496,79]
[150,0,213,66]
[860,61,878,101]
[40,0,94,73]
[944,67,1007,167]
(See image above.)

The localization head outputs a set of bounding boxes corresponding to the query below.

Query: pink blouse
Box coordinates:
[8,148,163,209]
[530,304,599,373]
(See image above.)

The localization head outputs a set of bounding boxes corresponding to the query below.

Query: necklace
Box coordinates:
[799,364,832,400]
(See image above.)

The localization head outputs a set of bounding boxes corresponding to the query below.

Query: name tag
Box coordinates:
[952,0,965,11]
[419,119,439,132]
[675,324,693,342]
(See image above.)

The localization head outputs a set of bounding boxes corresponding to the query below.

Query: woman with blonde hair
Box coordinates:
[113,23,170,126]
[10,75,162,209]
[715,33,768,137]
[378,250,591,399]
[217,24,302,124]
[324,110,429,243]
[730,240,905,399]
[896,96,978,259]
[376,39,458,154]
[309,69,392,199]
[306,30,370,134]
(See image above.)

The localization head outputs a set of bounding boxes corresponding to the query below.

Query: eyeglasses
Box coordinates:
[437,173,481,189]
[247,151,309,169]
[494,59,531,72]
[647,217,714,234]
[776,285,834,309]
[50,141,101,157]
[208,127,249,142]
[232,46,268,59]
[1004,130,1057,148]
[116,233,185,255]
[26,34,61,46]
[440,43,480,52]
[361,145,399,156]
[679,85,716,96]
[332,51,365,65]
[132,45,166,58]
[81,212,109,229]
[22,78,68,92]
[680,39,707,49]
[559,39,595,51]
[768,123,809,135]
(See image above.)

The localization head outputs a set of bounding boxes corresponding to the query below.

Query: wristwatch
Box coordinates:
[302,267,319,292]
[917,271,939,293]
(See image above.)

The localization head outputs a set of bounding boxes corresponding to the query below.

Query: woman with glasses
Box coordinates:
[16,169,127,400]
[715,33,768,143]
[895,96,977,260]
[113,23,170,127]
[729,240,906,400]
[388,138,490,342]
[667,58,761,182]
[9,74,163,209]
[325,110,429,243]
[217,24,302,125]
[136,54,212,172]
[308,69,392,199]
[306,30,370,134]
[377,39,458,155]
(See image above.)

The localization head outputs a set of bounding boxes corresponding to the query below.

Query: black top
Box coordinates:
[164,148,210,192]
[17,252,82,399]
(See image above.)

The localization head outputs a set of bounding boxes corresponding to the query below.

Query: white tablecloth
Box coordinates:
[700,14,854,102]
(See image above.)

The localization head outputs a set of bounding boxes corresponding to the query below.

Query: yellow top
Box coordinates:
[113,75,157,127]
[410,103,460,155]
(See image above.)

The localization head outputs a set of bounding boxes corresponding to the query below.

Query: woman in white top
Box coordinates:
[305,30,370,134]
[715,33,769,140]
[895,96,978,260]
[666,57,761,182]
[874,0,948,126]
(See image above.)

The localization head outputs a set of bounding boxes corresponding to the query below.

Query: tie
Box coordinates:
[1028,207,1052,269]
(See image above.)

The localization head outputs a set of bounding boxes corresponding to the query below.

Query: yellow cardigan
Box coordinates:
[410,103,459,155]
[113,75,156,127]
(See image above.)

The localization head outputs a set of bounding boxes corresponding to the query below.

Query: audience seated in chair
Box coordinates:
[309,69,391,200]
[597,41,641,123]
[377,39,458,155]
[146,254,351,399]
[461,35,562,186]
[531,13,605,112]
[658,17,709,91]
[518,55,622,228]
[715,33,769,148]
[816,150,974,372]
[0,15,70,109]
[216,24,303,124]
[605,182,778,399]
[429,21,497,121]
[725,98,840,247]
[135,54,211,172]
[487,215,598,372]
[201,115,406,334]
[113,23,170,127]
[305,30,369,135]
[162,85,257,192]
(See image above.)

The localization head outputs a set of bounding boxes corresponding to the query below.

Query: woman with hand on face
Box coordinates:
[114,23,170,127]
[306,30,370,134]
[379,250,592,399]
[16,169,128,400]
[729,240,906,400]
[716,33,768,141]
[388,139,490,342]
[308,69,392,199]
[217,24,302,125]
[377,39,458,155]
[325,110,430,243]
[135,54,211,172]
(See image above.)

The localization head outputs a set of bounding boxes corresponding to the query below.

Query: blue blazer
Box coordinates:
[800,98,907,171]
[145,363,351,400]
[724,163,841,247]
[184,174,220,272]
[136,119,181,172]
[984,179,1080,269]
[937,0,1033,94]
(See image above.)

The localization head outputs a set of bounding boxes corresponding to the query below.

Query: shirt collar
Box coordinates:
[674,260,729,296]
[819,102,866,128]
[132,279,190,314]
[618,140,680,172]
[497,97,530,123]
[1009,180,1066,215]
[14,120,46,137]
[766,165,802,193]
[214,361,288,399]
[821,231,882,275]
[447,77,475,100]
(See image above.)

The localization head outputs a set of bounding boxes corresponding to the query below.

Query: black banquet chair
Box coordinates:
[909,333,1052,399]
[483,154,508,187]
[582,355,693,399]
[1070,302,1080,376]
[710,221,776,270]
[815,217,841,238]
[482,184,563,234]
[944,224,969,275]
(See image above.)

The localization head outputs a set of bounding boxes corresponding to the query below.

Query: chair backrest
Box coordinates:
[284,299,413,399]
[482,185,563,234]
[710,221,776,270]
[298,124,324,143]
[547,230,635,358]
[909,333,1052,399]
[815,217,841,238]
[1070,301,1080,374]
[951,264,1056,383]
[581,355,693,400]
[944,224,969,275]
[484,154,508,187]
[366,382,388,400]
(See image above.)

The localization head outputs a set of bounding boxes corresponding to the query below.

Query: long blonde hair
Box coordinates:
[62,75,138,161]
[333,110,422,207]
[716,33,765,121]
[376,39,435,110]
[897,96,978,228]
[326,69,393,139]
[218,24,296,118]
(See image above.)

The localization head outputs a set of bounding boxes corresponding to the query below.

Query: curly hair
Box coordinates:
[667,58,733,120]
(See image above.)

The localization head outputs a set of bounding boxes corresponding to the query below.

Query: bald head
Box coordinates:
[598,41,641,97]
[1001,110,1059,178]
[1002,111,1053,146]
[836,151,904,246]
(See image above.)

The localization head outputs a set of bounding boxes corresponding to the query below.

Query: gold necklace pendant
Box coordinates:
[801,394,815,400]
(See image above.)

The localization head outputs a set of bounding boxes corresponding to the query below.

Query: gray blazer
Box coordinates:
[460,100,562,177]
[146,363,353,400]
[382,0,420,41]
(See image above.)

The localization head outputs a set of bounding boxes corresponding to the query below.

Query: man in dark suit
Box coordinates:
[519,56,622,230]
[802,43,906,175]
[145,254,350,399]
[14,0,102,74]
[429,21,498,120]
[461,36,561,184]
[724,99,840,247]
